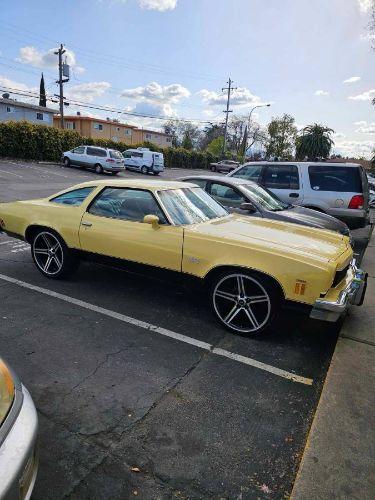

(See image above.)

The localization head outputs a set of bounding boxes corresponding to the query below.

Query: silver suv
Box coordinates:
[228,161,369,229]
[62,146,125,175]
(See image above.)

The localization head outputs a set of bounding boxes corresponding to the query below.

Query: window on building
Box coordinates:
[145,133,152,139]
[6,106,14,113]
[166,137,172,143]
[93,123,103,130]
[124,129,132,136]
[36,112,44,121]
[65,122,75,130]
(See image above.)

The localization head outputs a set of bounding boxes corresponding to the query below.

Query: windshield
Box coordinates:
[241,183,289,211]
[158,187,228,225]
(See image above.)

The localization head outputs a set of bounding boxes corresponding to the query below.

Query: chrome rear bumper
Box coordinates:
[310,260,367,322]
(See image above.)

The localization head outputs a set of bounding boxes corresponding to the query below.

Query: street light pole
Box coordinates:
[246,103,271,156]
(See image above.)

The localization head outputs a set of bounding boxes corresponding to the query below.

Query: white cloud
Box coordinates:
[138,0,177,11]
[348,89,375,101]
[360,32,375,41]
[121,81,190,104]
[354,120,368,126]
[314,90,330,96]
[355,121,375,134]
[334,140,374,159]
[198,87,262,107]
[0,76,38,103]
[17,46,85,74]
[357,0,372,13]
[332,132,346,139]
[343,76,361,84]
[66,81,111,103]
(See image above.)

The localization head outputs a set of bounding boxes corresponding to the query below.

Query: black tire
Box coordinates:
[141,166,148,175]
[63,157,71,168]
[153,172,160,176]
[95,164,103,175]
[31,229,79,279]
[111,172,119,176]
[210,165,216,172]
[209,270,281,335]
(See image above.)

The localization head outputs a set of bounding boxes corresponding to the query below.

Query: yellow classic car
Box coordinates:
[0,179,367,335]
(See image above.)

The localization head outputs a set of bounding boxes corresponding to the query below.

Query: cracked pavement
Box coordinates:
[0,160,363,499]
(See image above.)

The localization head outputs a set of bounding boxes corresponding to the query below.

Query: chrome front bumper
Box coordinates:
[310,260,368,322]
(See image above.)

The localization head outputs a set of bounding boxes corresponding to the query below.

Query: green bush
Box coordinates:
[0,121,217,169]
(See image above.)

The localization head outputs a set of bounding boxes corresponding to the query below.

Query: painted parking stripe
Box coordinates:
[0,169,24,178]
[0,240,13,245]
[0,273,313,386]
[2,161,70,179]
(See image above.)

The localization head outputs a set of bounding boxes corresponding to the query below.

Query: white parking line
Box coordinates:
[0,273,313,386]
[0,240,13,245]
[0,169,24,178]
[2,161,70,179]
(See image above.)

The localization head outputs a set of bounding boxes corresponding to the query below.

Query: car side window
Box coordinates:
[186,178,207,189]
[89,188,168,224]
[231,165,263,182]
[50,187,95,206]
[87,147,107,157]
[73,147,85,154]
[209,182,245,208]
[263,165,300,190]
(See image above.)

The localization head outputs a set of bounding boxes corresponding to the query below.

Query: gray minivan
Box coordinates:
[228,162,369,229]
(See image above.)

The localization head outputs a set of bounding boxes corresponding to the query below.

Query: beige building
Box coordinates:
[53,115,172,148]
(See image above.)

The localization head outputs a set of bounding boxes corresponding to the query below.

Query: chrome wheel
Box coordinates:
[213,273,271,333]
[32,232,64,276]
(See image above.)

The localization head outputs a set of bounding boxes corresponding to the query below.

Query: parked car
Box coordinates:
[0,358,38,499]
[228,162,370,229]
[179,175,351,237]
[370,189,375,209]
[0,179,366,336]
[62,146,125,175]
[122,147,164,175]
[210,160,240,173]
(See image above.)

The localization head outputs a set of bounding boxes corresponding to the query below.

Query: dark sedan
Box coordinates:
[179,175,351,237]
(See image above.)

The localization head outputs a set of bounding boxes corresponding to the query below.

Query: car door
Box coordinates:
[69,146,86,166]
[260,164,303,205]
[207,181,248,213]
[79,187,184,271]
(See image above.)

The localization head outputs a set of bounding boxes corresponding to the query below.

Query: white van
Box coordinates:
[122,148,164,175]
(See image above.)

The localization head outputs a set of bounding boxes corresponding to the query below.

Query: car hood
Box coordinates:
[269,206,350,235]
[187,214,349,262]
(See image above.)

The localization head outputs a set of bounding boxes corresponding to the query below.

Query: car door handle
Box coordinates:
[289,193,299,198]
[81,221,92,227]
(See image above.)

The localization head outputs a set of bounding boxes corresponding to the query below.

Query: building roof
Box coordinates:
[0,97,56,114]
[55,115,138,128]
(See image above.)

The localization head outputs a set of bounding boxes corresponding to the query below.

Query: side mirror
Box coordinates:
[143,214,160,227]
[240,202,257,213]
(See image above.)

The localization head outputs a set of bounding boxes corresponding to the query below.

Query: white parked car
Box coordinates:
[229,161,370,229]
[122,148,164,175]
[62,146,125,175]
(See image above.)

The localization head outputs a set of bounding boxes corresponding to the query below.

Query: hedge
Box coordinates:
[0,121,217,169]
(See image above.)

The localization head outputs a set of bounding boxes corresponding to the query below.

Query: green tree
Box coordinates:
[39,73,46,107]
[206,136,224,157]
[295,123,334,160]
[265,114,297,160]
[181,131,193,150]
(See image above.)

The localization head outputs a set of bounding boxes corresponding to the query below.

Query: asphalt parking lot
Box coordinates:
[0,159,370,499]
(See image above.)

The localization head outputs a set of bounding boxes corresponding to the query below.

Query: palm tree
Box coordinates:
[295,124,334,160]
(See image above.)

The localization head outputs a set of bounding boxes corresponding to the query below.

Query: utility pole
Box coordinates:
[55,44,69,129]
[222,78,237,157]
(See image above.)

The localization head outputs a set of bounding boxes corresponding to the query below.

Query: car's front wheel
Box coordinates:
[210,165,216,172]
[31,230,79,279]
[63,157,71,167]
[210,271,280,335]
[141,166,148,175]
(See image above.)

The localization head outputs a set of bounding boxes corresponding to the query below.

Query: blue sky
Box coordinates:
[0,0,374,157]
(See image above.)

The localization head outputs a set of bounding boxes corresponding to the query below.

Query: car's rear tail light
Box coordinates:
[106,159,115,163]
[348,195,364,209]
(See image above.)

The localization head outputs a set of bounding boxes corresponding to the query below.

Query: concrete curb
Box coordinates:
[291,227,375,500]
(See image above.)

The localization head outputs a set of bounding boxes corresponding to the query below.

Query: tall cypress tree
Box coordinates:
[39,73,46,107]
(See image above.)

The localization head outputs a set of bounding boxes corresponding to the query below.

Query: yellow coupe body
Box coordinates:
[0,178,366,335]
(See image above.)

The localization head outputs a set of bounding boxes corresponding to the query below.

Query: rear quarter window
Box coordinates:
[308,166,362,193]
[50,187,95,206]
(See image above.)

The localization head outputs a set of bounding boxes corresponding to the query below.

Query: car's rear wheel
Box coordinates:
[141,166,148,175]
[95,164,103,174]
[210,271,280,335]
[63,157,70,167]
[31,230,79,279]
[153,172,160,176]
